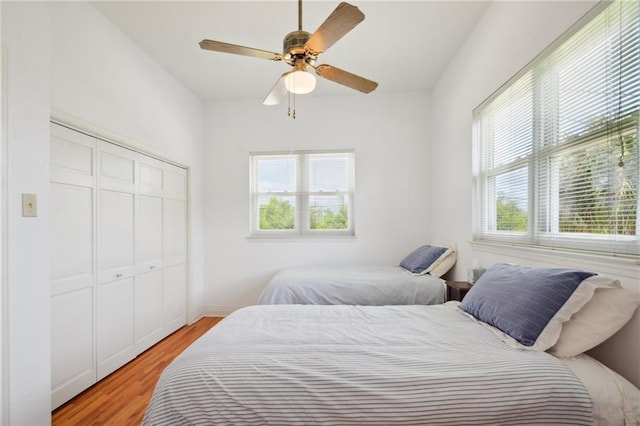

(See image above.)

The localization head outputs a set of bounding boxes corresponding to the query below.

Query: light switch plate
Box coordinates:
[22,193,37,217]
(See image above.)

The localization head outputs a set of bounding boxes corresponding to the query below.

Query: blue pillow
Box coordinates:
[399,245,448,274]
[459,263,595,349]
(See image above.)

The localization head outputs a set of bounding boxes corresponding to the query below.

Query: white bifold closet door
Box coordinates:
[50,122,188,408]
[96,142,137,380]
[135,155,164,353]
[50,124,97,409]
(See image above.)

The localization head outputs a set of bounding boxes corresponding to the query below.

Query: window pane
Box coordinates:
[308,154,349,192]
[558,132,637,235]
[258,195,296,230]
[555,0,640,142]
[495,168,528,232]
[257,157,296,192]
[309,195,349,230]
[490,73,533,167]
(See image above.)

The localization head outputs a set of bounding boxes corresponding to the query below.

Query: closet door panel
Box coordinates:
[96,276,135,380]
[50,125,95,187]
[135,191,164,351]
[98,190,135,282]
[136,194,162,271]
[163,199,186,264]
[138,155,164,197]
[163,164,186,201]
[51,288,94,409]
[99,143,135,193]
[50,183,94,295]
[163,263,187,335]
[135,270,164,352]
[97,190,135,379]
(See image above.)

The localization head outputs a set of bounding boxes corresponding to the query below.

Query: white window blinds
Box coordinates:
[473,0,639,257]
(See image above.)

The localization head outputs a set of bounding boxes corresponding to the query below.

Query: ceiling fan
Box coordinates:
[199,0,378,107]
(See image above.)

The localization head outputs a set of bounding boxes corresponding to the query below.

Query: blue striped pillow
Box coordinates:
[459,263,595,349]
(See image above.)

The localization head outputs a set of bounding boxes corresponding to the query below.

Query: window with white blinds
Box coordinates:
[250,151,355,236]
[473,0,639,257]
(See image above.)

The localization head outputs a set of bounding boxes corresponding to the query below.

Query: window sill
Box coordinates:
[246,234,357,242]
[470,240,640,281]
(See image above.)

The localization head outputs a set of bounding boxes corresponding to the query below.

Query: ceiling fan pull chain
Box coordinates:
[286,88,296,119]
[293,89,298,119]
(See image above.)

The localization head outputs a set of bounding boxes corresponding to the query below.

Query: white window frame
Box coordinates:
[472,0,640,258]
[250,150,355,237]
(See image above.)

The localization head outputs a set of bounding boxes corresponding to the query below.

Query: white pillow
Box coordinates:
[426,247,456,278]
[550,281,640,358]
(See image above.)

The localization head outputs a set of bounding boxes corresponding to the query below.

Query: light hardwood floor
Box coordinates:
[52,316,223,425]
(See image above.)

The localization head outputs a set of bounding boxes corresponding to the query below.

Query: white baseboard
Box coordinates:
[187,308,204,325]
[202,305,244,317]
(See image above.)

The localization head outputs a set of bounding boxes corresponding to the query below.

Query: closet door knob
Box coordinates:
[150,265,156,270]
[116,273,123,278]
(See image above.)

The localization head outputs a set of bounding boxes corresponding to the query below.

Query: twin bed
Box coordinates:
[257,265,445,305]
[144,262,640,425]
[258,244,455,306]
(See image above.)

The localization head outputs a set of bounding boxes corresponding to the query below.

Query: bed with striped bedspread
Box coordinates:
[144,304,592,425]
[257,265,445,306]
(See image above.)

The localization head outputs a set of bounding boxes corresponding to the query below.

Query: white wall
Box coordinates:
[203,91,431,314]
[1,1,206,423]
[428,0,640,387]
[2,3,52,424]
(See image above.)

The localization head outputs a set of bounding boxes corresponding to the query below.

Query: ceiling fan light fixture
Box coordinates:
[284,70,316,94]
[199,1,377,108]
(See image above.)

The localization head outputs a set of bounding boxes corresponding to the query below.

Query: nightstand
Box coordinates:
[445,281,472,302]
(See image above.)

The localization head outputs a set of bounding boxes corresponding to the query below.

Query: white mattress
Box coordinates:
[144,304,598,425]
[257,265,445,305]
[560,354,640,425]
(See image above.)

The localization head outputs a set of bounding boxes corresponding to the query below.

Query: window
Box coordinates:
[250,151,355,236]
[473,0,639,257]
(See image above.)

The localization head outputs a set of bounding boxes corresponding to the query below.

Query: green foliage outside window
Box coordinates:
[259,197,349,230]
[496,196,528,232]
[259,198,294,230]
[493,120,638,236]
[559,130,637,235]
[310,204,349,230]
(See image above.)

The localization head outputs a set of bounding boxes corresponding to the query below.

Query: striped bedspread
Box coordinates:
[257,265,445,305]
[144,304,592,425]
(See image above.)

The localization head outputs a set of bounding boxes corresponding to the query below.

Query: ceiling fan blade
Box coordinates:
[315,64,378,94]
[199,39,283,61]
[305,2,364,55]
[263,73,291,106]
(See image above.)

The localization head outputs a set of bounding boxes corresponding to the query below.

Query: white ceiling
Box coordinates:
[91,1,490,102]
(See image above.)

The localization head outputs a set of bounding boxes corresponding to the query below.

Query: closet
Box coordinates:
[49,122,188,409]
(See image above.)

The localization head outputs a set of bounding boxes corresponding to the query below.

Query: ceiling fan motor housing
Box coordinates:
[283,31,312,62]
